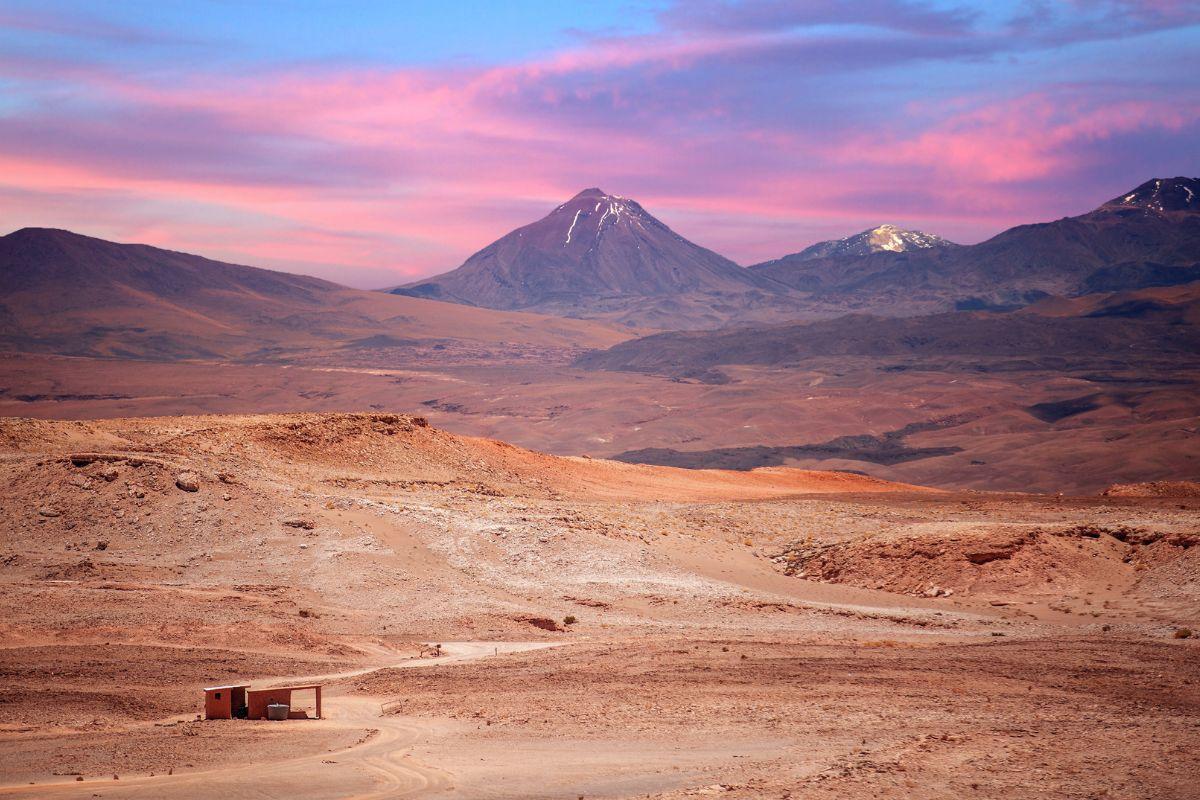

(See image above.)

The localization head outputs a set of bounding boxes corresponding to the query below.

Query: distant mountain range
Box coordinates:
[396,177,1200,327]
[0,227,626,361]
[750,177,1200,313]
[2,177,1197,354]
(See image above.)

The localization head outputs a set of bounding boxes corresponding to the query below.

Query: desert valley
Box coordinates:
[2,3,1199,797]
[0,175,1198,799]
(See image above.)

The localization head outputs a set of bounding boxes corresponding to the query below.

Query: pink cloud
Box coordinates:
[840,91,1200,184]
[1,5,1197,282]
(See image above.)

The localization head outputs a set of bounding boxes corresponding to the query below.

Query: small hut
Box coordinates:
[203,682,322,720]
[203,684,249,719]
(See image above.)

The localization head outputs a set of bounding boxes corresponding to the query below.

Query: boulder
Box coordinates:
[175,472,201,492]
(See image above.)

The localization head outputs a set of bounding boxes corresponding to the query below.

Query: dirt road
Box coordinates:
[0,642,560,800]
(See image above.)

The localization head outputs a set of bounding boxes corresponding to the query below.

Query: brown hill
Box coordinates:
[576,284,1200,377]
[1101,480,1200,498]
[0,412,922,503]
[0,227,630,361]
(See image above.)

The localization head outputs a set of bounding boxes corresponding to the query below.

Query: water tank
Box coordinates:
[266,703,290,721]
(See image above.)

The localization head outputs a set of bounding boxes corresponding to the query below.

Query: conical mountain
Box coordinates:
[393,188,787,313]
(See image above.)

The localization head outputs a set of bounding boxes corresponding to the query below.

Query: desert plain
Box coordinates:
[0,411,1196,799]
[2,1,1200,796]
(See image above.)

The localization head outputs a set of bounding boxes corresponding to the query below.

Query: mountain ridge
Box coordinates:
[0,227,631,361]
[748,176,1200,313]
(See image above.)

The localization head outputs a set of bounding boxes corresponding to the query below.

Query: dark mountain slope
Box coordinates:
[750,177,1200,313]
[576,284,1200,377]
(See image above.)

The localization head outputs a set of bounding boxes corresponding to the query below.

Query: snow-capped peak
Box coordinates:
[791,224,956,262]
[1105,177,1200,213]
[553,189,650,246]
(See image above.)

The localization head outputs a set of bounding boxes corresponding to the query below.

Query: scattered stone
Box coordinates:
[175,472,200,492]
[37,506,60,518]
[283,518,316,530]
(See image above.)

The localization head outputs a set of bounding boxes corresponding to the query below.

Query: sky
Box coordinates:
[1,0,1198,288]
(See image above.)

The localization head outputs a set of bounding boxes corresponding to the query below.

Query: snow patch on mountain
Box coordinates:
[1108,177,1200,214]
[791,224,956,262]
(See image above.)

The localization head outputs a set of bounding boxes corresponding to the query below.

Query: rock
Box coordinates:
[175,472,200,492]
[964,536,1024,564]
[99,466,119,482]
[518,616,563,632]
[282,518,316,530]
[37,506,60,518]
[69,475,90,489]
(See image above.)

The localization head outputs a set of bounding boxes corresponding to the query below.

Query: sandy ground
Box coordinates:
[2,352,1197,494]
[1,412,1197,798]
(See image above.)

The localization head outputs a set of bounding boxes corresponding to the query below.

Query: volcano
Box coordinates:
[390,188,792,328]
